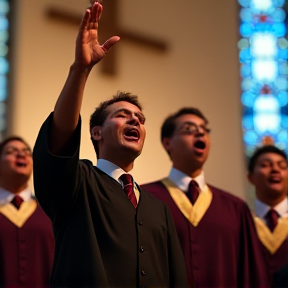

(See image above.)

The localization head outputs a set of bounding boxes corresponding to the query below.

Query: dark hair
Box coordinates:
[89,91,142,158]
[0,136,31,156]
[248,145,287,173]
[161,107,208,141]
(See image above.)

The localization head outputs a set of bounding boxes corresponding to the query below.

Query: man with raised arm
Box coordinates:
[33,2,187,288]
[141,107,269,288]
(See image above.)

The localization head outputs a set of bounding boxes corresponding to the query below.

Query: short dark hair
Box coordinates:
[248,145,287,173]
[161,107,208,141]
[0,136,31,157]
[89,91,142,158]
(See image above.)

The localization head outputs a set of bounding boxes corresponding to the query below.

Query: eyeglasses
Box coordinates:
[175,122,211,135]
[4,147,32,157]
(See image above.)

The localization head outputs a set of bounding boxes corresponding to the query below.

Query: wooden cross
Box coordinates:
[45,0,168,75]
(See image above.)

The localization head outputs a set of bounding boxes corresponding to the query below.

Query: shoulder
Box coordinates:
[208,184,248,208]
[141,180,167,193]
[140,180,170,200]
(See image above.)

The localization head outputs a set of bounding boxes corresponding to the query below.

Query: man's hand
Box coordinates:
[74,2,120,68]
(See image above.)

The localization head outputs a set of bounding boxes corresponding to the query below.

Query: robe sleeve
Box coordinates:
[272,262,288,288]
[165,205,189,288]
[238,202,269,288]
[33,112,84,223]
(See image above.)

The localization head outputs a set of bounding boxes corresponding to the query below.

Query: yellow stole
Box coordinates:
[161,178,213,227]
[0,198,37,228]
[254,216,288,254]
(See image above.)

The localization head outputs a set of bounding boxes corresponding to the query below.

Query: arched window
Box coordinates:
[238,0,288,156]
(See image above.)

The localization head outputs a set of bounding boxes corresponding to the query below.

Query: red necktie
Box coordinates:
[11,195,24,210]
[120,174,137,208]
[187,180,200,205]
[265,209,279,232]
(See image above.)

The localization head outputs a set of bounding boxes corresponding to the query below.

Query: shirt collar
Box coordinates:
[0,186,32,206]
[255,197,288,219]
[169,167,206,192]
[96,159,131,184]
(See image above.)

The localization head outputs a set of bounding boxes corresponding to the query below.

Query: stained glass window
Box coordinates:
[238,0,288,156]
[0,0,10,140]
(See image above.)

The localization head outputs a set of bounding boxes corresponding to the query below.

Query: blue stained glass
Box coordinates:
[0,1,9,15]
[277,130,288,141]
[255,23,273,33]
[278,48,288,59]
[277,90,288,106]
[272,8,286,22]
[239,0,288,157]
[242,77,254,90]
[0,1,10,14]
[244,130,258,144]
[281,116,288,128]
[279,63,288,74]
[251,60,278,81]
[251,0,273,12]
[0,57,8,74]
[242,116,254,129]
[0,17,8,31]
[240,23,254,37]
[242,91,257,106]
[238,0,251,8]
[272,23,286,37]
[275,76,288,90]
[278,38,288,49]
[241,64,251,77]
[272,0,285,7]
[0,89,7,102]
[240,8,254,22]
[238,38,250,50]
[239,48,252,62]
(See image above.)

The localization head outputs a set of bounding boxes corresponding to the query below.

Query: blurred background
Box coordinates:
[1,0,287,206]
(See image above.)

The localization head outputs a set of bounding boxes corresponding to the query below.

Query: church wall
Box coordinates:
[10,0,250,201]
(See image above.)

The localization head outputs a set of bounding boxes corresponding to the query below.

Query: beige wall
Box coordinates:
[10,0,249,200]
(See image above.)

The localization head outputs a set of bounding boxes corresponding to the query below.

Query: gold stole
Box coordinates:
[0,199,37,228]
[254,216,288,254]
[161,178,213,227]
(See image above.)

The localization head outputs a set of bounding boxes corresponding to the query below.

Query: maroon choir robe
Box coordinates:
[254,214,288,283]
[0,198,55,288]
[141,179,269,288]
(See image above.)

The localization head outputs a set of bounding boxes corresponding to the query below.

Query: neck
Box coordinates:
[256,192,287,208]
[0,179,28,194]
[173,164,203,178]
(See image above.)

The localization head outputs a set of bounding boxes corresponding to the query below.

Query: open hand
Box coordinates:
[75,2,120,68]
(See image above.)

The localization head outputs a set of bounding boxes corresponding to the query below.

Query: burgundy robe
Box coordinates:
[259,225,288,282]
[0,202,55,288]
[141,181,269,288]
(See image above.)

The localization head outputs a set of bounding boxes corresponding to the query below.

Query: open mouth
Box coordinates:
[268,175,282,184]
[16,161,27,167]
[124,128,140,140]
[194,140,206,150]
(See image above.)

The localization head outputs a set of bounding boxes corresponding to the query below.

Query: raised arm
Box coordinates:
[49,2,120,154]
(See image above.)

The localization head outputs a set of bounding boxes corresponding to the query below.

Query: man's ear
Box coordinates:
[162,137,171,153]
[91,126,102,141]
[247,173,255,185]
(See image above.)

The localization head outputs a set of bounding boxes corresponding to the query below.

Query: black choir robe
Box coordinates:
[141,179,269,288]
[272,261,288,288]
[33,113,188,288]
[0,199,54,288]
[254,212,288,283]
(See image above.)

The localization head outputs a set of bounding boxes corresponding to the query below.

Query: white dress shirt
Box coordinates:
[96,159,140,202]
[255,197,288,223]
[0,186,32,206]
[168,167,206,193]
